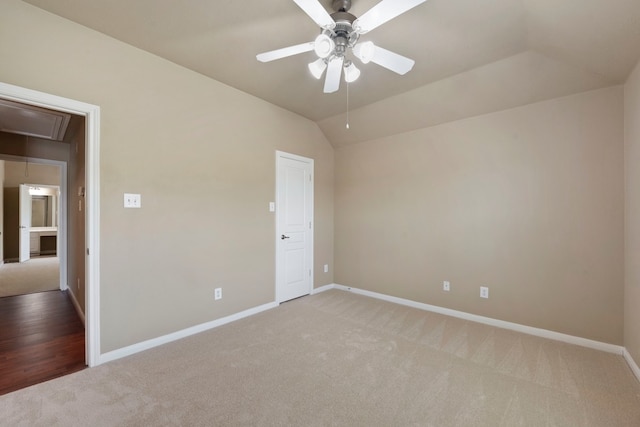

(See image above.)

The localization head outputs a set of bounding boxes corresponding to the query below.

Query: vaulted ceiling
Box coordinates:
[22,0,640,146]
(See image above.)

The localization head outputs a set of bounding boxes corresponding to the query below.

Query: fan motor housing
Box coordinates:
[330,11,358,49]
[331,11,356,27]
[332,0,352,13]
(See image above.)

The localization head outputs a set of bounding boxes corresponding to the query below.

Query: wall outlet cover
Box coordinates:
[480,286,489,298]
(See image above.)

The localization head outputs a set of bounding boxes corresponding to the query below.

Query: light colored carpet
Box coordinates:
[0,257,59,298]
[1,289,639,426]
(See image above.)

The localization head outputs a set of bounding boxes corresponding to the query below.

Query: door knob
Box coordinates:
[281,235,290,240]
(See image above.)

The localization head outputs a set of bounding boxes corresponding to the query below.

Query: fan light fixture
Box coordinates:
[352,41,375,64]
[314,34,335,58]
[308,58,328,79]
[343,60,360,83]
[257,0,426,94]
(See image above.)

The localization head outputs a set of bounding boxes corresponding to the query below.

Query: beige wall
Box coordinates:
[3,160,61,187]
[0,1,334,352]
[67,122,86,312]
[1,0,631,359]
[335,87,624,344]
[0,132,69,163]
[625,60,640,364]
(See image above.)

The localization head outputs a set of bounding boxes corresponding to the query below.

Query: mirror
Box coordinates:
[29,187,58,228]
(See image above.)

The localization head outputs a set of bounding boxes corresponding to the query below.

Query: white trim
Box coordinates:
[624,348,640,383]
[99,301,279,365]
[67,288,86,326]
[84,98,101,367]
[312,284,336,294]
[331,284,624,355]
[0,82,101,367]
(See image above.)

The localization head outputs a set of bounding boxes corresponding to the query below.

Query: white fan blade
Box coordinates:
[293,0,336,30]
[370,45,415,75]
[323,56,344,93]
[354,0,427,34]
[256,42,314,62]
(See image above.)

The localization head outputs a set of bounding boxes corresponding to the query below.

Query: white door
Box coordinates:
[276,151,313,303]
[19,184,31,263]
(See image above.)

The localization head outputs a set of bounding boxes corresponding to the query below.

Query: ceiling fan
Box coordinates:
[256,0,427,93]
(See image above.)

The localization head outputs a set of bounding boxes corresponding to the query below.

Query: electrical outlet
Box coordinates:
[443,281,450,292]
[480,286,489,299]
[214,288,222,300]
[324,264,329,273]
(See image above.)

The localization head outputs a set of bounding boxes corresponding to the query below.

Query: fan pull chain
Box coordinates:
[346,81,350,129]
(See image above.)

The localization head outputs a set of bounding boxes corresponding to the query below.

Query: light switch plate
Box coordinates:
[124,193,141,208]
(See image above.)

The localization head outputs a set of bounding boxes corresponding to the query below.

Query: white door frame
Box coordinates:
[275,150,314,303]
[0,82,101,367]
[19,184,32,263]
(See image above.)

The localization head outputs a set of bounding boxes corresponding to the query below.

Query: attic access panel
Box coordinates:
[0,98,71,141]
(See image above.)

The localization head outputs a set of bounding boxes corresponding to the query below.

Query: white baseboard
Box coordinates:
[312,284,337,294]
[67,288,85,326]
[91,283,639,385]
[99,301,279,365]
[330,284,624,355]
[624,348,640,383]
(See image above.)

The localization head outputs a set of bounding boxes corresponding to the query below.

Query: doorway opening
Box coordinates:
[1,159,67,298]
[0,82,101,367]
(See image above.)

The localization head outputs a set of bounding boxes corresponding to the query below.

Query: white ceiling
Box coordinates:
[21,0,640,147]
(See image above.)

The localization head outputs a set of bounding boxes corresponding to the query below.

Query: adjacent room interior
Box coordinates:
[1,0,640,424]
[0,112,87,395]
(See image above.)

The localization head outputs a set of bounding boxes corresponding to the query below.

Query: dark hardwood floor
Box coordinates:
[0,290,86,395]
